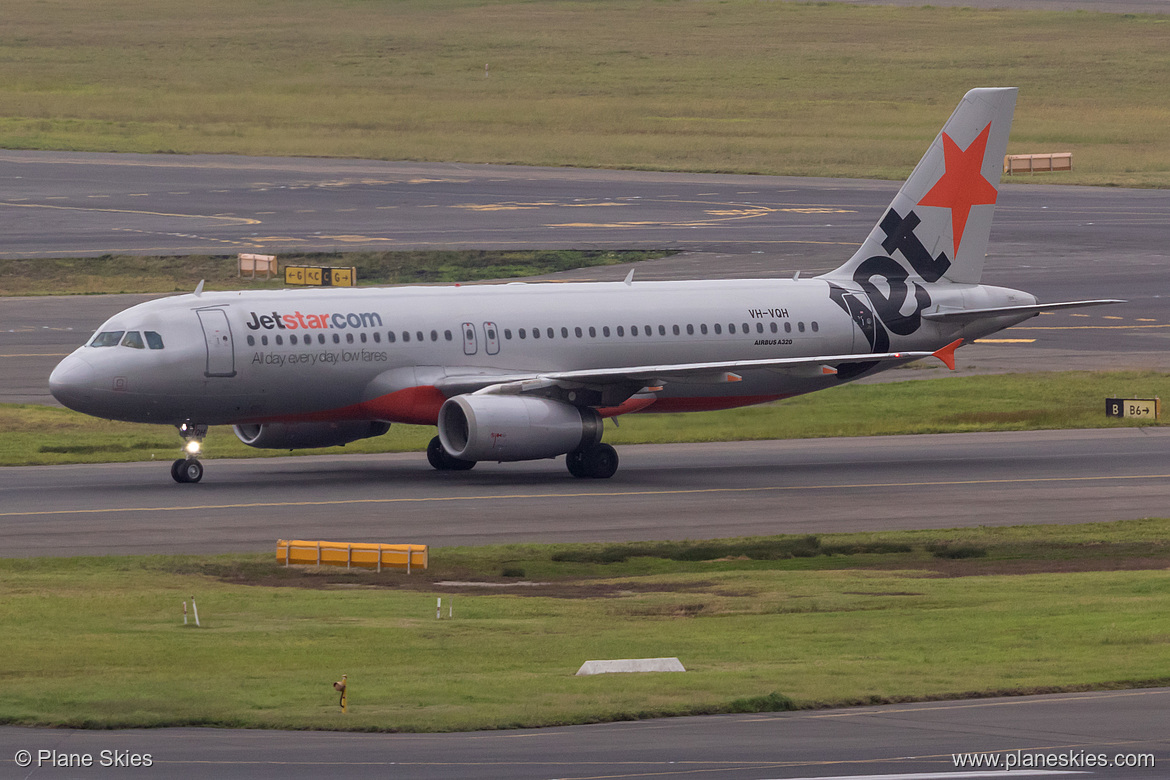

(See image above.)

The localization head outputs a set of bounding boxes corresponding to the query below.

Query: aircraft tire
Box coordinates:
[173,458,203,483]
[427,436,476,471]
[582,444,618,479]
[565,450,588,478]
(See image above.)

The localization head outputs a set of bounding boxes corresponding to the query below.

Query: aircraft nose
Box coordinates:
[49,353,97,411]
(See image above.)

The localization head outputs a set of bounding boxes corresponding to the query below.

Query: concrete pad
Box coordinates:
[575,658,686,676]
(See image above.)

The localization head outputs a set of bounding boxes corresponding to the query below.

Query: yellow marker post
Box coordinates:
[333,674,347,713]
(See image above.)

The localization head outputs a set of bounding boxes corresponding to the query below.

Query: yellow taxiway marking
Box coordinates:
[4,472,1169,519]
[0,201,261,225]
[318,235,393,242]
[973,338,1035,343]
[1012,323,1170,331]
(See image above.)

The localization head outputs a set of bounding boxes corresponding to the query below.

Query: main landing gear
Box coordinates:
[427,436,476,471]
[172,423,207,483]
[566,443,619,479]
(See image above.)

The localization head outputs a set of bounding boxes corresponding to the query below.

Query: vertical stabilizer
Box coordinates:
[822,88,1017,285]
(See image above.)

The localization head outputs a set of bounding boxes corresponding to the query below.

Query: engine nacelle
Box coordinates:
[438,395,602,462]
[233,420,391,450]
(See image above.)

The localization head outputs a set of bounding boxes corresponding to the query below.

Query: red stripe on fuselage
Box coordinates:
[247,385,447,426]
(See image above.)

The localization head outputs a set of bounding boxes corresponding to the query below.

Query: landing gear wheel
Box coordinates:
[567,443,618,479]
[566,450,588,478]
[172,458,204,484]
[427,436,476,472]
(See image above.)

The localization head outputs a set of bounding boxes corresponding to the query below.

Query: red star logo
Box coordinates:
[917,122,998,257]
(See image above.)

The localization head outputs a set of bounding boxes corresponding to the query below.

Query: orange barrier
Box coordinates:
[239,253,277,279]
[277,539,428,572]
[1004,153,1072,174]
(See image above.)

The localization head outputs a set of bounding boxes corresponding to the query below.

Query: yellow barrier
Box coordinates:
[1004,152,1072,174]
[277,539,428,573]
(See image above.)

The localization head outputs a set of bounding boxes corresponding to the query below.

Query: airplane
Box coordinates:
[49,87,1119,483]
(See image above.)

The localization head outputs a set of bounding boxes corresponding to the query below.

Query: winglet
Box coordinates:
[933,338,963,370]
[623,269,635,286]
[194,280,205,297]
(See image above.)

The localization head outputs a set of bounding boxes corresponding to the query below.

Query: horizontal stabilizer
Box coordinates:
[922,299,1124,323]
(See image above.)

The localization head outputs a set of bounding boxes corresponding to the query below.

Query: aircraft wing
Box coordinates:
[922,299,1124,323]
[435,347,947,398]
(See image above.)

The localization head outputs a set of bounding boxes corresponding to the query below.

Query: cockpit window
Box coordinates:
[90,331,124,347]
[121,331,145,349]
[145,331,164,350]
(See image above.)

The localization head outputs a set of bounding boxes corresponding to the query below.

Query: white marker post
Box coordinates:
[191,596,200,628]
[436,597,442,619]
[182,601,188,626]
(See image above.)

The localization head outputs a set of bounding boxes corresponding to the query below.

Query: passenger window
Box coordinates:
[659,325,666,336]
[770,322,778,333]
[90,331,124,347]
[430,330,438,342]
[631,326,638,336]
[700,324,708,335]
[602,326,610,337]
[416,331,424,342]
[247,335,255,347]
[742,322,750,333]
[291,335,299,345]
[686,324,694,335]
[519,328,527,339]
[811,321,819,332]
[403,331,410,342]
[145,331,164,349]
[728,324,736,334]
[360,333,367,343]
[784,322,792,333]
[487,328,496,340]
[646,325,652,335]
[387,331,396,343]
[504,329,512,340]
[672,325,680,335]
[344,333,352,344]
[575,327,582,338]
[617,326,624,337]
[589,326,597,338]
[548,328,555,339]
[532,328,540,339]
[318,334,325,344]
[714,324,722,335]
[121,331,144,349]
[374,332,381,343]
[798,322,806,333]
[756,323,764,333]
[561,327,568,338]
[276,335,283,345]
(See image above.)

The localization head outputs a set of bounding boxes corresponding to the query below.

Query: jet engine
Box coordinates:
[438,395,602,462]
[233,421,391,450]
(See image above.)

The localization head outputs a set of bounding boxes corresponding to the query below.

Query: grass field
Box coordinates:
[1,370,1163,466]
[1,520,1166,731]
[2,1,1168,185]
[0,250,666,296]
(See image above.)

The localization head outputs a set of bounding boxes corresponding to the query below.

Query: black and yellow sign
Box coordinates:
[1105,398,1160,420]
[284,266,356,287]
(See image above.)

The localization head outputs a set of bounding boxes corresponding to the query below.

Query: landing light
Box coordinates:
[185,440,202,455]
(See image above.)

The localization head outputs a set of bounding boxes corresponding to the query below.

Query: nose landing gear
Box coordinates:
[172,423,207,483]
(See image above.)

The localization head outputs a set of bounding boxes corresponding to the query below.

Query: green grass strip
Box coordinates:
[0,250,665,297]
[1,1,1168,185]
[2,371,1162,466]
[1,520,1166,731]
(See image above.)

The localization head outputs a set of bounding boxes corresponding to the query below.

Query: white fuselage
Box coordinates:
[48,277,1034,426]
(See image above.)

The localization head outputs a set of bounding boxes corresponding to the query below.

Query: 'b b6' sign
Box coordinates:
[1106,398,1160,419]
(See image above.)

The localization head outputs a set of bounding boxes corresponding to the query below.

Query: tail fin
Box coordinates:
[822,87,1017,285]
